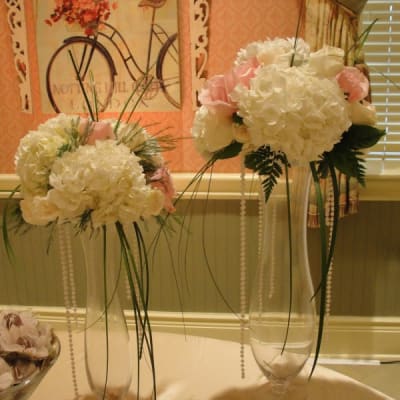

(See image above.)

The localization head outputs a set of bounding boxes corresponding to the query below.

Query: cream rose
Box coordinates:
[192,105,235,158]
[308,45,345,78]
[349,101,378,126]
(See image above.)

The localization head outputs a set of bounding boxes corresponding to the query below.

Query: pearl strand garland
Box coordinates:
[268,203,277,301]
[256,179,266,312]
[239,159,247,379]
[325,178,335,317]
[58,225,79,399]
[64,225,78,328]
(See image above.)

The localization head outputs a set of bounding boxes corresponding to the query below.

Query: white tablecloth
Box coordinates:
[31,330,394,400]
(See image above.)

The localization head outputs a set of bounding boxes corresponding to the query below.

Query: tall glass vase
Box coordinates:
[249,165,316,398]
[81,226,133,400]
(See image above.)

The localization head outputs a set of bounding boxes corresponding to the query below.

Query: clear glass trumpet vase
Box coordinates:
[249,166,316,399]
[81,226,133,400]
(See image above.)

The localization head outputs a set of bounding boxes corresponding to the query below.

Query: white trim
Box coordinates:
[1,173,400,201]
[28,307,400,361]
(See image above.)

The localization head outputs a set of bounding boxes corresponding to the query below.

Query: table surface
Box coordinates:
[30,330,395,400]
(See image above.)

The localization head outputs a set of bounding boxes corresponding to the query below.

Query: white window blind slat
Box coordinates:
[362,0,400,173]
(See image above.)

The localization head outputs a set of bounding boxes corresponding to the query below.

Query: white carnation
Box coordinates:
[47,140,163,227]
[192,105,235,158]
[233,64,351,164]
[235,37,310,67]
[19,196,59,226]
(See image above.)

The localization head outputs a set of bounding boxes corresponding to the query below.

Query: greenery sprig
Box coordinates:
[318,124,385,185]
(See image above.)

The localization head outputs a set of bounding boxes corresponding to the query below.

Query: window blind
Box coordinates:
[362,0,400,173]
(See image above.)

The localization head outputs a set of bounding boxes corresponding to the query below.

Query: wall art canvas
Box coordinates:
[35,0,181,113]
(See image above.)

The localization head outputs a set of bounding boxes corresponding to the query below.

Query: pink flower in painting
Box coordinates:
[46,0,117,36]
[198,57,259,116]
[148,167,176,213]
[79,119,114,145]
[336,66,369,103]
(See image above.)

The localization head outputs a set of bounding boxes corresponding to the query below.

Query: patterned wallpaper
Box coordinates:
[0,0,301,174]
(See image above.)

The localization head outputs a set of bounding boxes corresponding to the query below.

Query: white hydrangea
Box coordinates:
[45,140,164,227]
[15,114,77,197]
[232,64,352,164]
[192,105,235,159]
[235,37,310,68]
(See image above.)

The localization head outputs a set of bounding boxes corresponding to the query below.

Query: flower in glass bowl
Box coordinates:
[0,310,59,394]
[0,310,52,360]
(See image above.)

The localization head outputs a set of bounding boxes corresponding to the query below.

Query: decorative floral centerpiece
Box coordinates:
[191,37,384,374]
[3,72,176,398]
[46,0,118,36]
[14,114,174,228]
[193,37,381,185]
[0,310,58,391]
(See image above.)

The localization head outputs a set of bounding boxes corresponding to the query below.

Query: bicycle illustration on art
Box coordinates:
[45,0,180,113]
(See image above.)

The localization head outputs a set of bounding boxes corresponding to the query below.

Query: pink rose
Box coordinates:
[336,66,369,102]
[198,75,235,116]
[79,119,114,145]
[224,57,259,93]
[148,167,176,213]
[198,57,259,116]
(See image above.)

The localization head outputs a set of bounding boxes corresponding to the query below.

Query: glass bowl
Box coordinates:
[0,334,61,400]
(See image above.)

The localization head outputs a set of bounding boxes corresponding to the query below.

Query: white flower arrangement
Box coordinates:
[15,114,174,230]
[190,36,385,376]
[4,87,177,398]
[192,37,383,172]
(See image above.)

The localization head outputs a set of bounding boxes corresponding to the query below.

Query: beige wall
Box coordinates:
[1,199,399,317]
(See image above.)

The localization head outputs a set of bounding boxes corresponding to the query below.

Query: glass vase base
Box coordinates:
[265,377,309,400]
[79,393,137,400]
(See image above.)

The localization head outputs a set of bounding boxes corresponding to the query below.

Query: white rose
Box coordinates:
[349,101,378,126]
[308,46,345,78]
[19,196,59,225]
[191,105,235,158]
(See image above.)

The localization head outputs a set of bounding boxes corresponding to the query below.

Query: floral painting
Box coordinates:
[35,0,181,114]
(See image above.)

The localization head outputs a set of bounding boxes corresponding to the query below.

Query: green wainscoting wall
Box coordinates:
[0,199,399,317]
